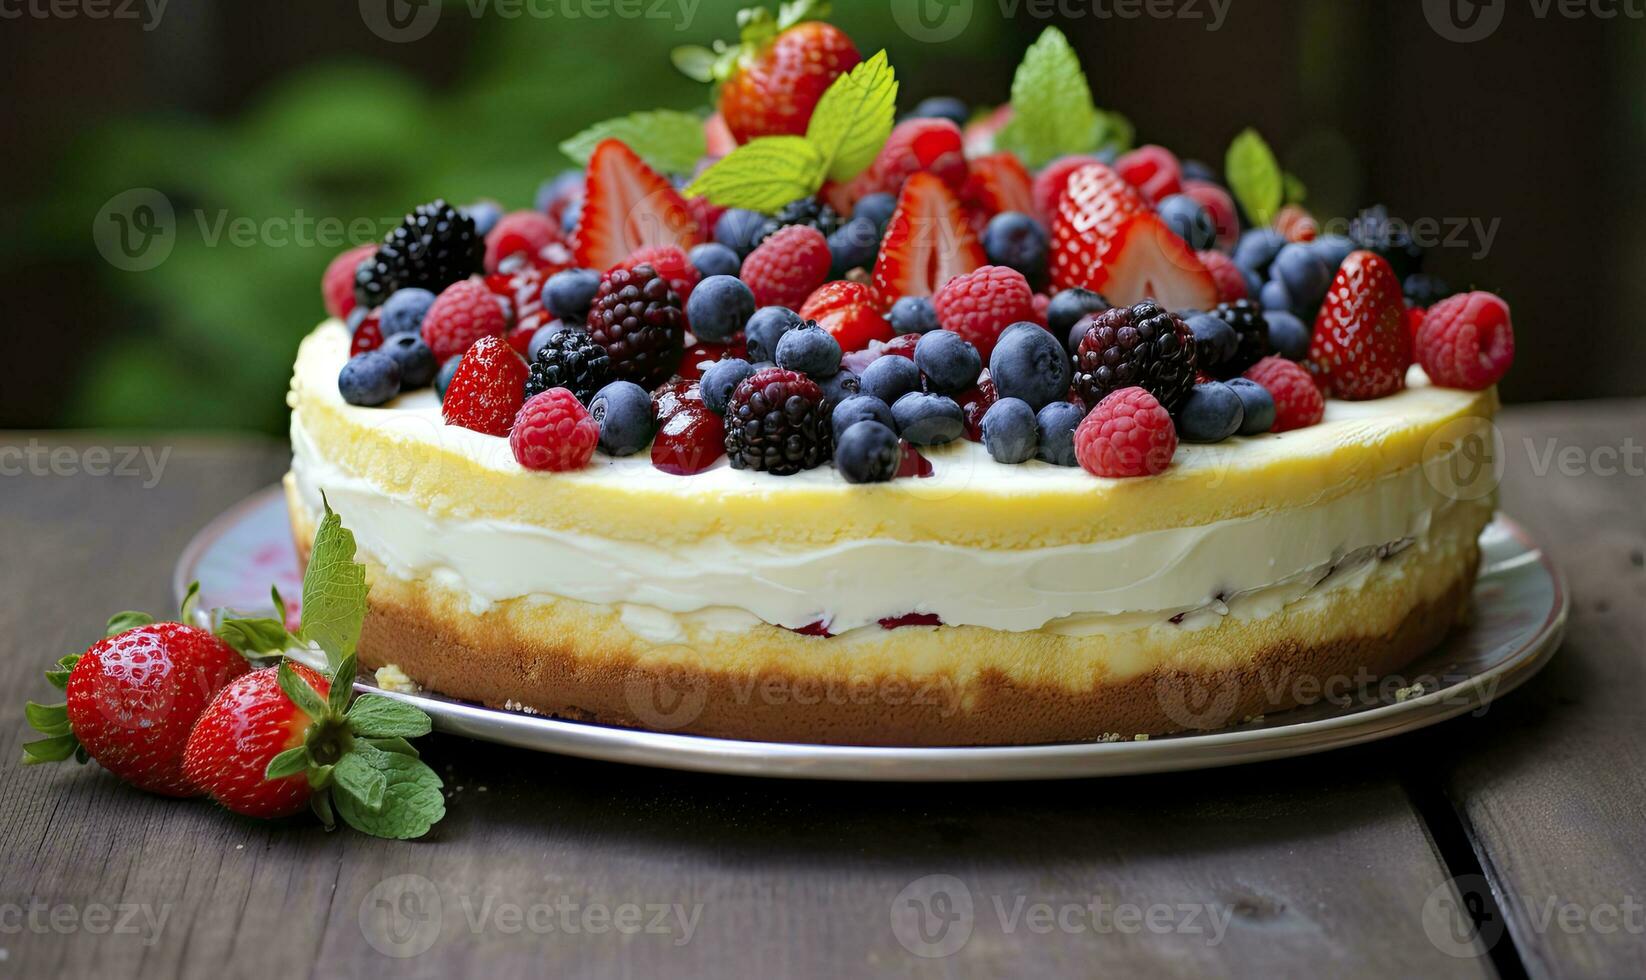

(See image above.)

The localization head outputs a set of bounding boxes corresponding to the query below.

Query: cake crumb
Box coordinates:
[1133,734,1149,741]
[1242,714,1266,725]
[374,664,421,694]
[1095,732,1125,743]
[1395,682,1426,702]
[503,699,542,716]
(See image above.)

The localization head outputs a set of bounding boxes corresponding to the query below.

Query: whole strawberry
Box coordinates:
[183,656,445,837]
[442,334,529,436]
[685,1,861,144]
[23,617,249,797]
[1309,250,1412,400]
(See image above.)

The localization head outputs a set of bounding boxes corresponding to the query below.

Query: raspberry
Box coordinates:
[1199,250,1248,304]
[1415,291,1515,391]
[510,388,599,471]
[1073,300,1198,412]
[586,263,686,389]
[1075,387,1177,478]
[724,368,831,475]
[932,265,1037,360]
[1243,356,1324,432]
[525,329,613,404]
[323,244,374,320]
[442,335,529,436]
[740,226,830,310]
[421,279,507,362]
[611,245,701,306]
[485,210,560,274]
[355,200,485,310]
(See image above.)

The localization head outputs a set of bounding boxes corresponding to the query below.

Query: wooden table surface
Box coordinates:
[2,401,1643,979]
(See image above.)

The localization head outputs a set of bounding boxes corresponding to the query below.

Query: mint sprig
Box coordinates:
[686,50,899,211]
[299,493,368,672]
[560,110,707,176]
[996,27,1099,168]
[1227,128,1284,228]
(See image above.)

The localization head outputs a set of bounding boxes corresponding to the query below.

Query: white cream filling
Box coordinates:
[290,415,1459,635]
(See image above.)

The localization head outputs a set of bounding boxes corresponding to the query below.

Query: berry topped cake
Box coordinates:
[289,11,1513,746]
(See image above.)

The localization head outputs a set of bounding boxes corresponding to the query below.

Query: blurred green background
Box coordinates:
[5,0,1644,434]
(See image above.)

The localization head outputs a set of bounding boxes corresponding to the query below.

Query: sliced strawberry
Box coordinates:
[1310,250,1412,400]
[1051,163,1215,309]
[870,173,986,310]
[848,118,969,202]
[572,139,700,271]
[800,281,894,352]
[1032,154,1105,224]
[1114,145,1183,204]
[964,153,1035,218]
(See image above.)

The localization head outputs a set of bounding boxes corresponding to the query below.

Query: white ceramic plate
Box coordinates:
[176,487,1566,781]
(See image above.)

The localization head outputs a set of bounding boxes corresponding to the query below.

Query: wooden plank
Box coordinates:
[0,432,1498,978]
[1438,400,1646,980]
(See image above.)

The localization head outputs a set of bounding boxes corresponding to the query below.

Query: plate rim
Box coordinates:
[177,486,1568,781]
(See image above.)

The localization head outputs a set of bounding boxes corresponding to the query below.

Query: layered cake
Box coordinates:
[289,13,1513,745]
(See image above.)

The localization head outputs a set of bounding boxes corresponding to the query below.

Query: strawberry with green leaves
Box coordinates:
[674,0,861,145]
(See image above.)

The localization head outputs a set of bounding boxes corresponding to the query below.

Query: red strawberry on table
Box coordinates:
[573,139,700,271]
[1309,250,1413,400]
[1050,163,1217,311]
[23,616,249,797]
[703,2,861,144]
[870,172,986,310]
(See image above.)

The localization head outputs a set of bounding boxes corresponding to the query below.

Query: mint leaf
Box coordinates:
[347,695,434,739]
[997,27,1098,168]
[1095,110,1135,156]
[334,751,445,840]
[560,110,707,176]
[670,45,718,83]
[300,495,367,672]
[1284,171,1308,206]
[686,136,825,212]
[1227,128,1284,229]
[332,752,388,812]
[806,50,897,183]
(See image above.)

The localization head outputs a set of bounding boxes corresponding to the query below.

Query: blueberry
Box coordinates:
[989,322,1071,411]
[686,275,756,343]
[831,394,895,443]
[891,392,965,447]
[544,268,600,322]
[914,329,981,396]
[1311,234,1355,274]
[1239,265,1264,302]
[381,334,437,390]
[982,212,1050,286]
[908,96,969,128]
[745,306,803,362]
[687,242,741,280]
[435,355,462,401]
[589,381,655,457]
[346,306,370,334]
[1273,243,1331,311]
[819,369,860,410]
[835,420,903,484]
[852,192,898,232]
[1187,313,1239,372]
[1181,159,1221,185]
[1259,278,1294,318]
[1158,194,1216,251]
[527,320,575,362]
[825,217,880,279]
[338,352,401,407]
[380,288,436,337]
[858,354,922,405]
[1046,288,1111,352]
[1225,378,1276,435]
[980,397,1039,464]
[535,170,583,213]
[1403,272,1453,308]
[775,321,843,379]
[461,201,502,238]
[887,296,940,335]
[701,358,757,415]
[560,197,583,237]
[1177,382,1245,444]
[715,208,767,257]
[1233,228,1286,277]
[1264,310,1311,361]
[1035,401,1086,467]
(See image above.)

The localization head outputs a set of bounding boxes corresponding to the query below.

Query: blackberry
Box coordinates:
[1072,301,1197,412]
[1349,205,1425,279]
[354,200,484,310]
[724,368,832,475]
[754,197,843,248]
[586,264,686,389]
[525,330,613,405]
[1211,299,1272,378]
